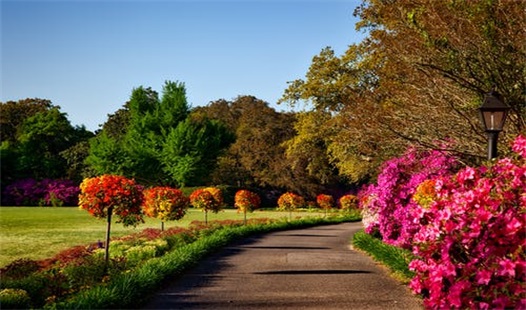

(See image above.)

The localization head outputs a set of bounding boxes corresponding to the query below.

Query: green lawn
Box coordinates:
[0,207,324,267]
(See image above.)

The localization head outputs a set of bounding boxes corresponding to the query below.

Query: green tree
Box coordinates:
[87,80,232,186]
[160,117,234,187]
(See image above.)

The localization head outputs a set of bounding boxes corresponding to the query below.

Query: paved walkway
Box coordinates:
[142,222,423,309]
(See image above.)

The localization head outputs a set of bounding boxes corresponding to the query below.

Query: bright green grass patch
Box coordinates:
[352,230,415,283]
[0,207,327,267]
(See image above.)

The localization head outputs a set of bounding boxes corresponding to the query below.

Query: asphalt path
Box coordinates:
[142,222,423,310]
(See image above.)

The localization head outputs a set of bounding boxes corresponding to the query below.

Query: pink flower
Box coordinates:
[512,135,526,158]
[497,259,516,277]
[476,269,493,285]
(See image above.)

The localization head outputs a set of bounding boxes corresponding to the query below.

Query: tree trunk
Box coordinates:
[104,206,113,272]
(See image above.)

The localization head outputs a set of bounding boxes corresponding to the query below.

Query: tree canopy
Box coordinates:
[280,0,525,181]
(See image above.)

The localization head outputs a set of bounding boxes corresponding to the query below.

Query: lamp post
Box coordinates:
[478,90,510,160]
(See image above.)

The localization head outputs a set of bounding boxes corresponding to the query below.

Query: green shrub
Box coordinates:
[0,288,31,309]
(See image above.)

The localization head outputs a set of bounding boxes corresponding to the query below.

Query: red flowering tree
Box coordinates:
[189,187,223,224]
[78,175,144,264]
[234,189,261,224]
[277,192,305,220]
[339,194,358,211]
[142,187,189,231]
[316,194,334,216]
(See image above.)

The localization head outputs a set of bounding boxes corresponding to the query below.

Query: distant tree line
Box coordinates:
[0,82,350,205]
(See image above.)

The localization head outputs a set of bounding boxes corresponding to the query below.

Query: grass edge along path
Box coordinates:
[352,230,415,283]
[49,215,359,309]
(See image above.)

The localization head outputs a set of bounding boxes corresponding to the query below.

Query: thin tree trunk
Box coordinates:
[104,207,113,273]
[161,221,165,231]
[244,210,247,225]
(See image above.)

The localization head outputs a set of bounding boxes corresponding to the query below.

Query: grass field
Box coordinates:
[0,207,325,268]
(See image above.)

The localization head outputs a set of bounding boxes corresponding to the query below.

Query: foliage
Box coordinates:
[197,96,324,195]
[234,189,261,213]
[189,188,223,214]
[280,1,525,182]
[78,175,144,227]
[142,187,189,223]
[277,192,305,212]
[358,145,460,248]
[338,194,358,211]
[0,99,94,194]
[2,178,80,206]
[86,81,233,186]
[160,118,234,187]
[316,194,334,210]
[408,135,526,309]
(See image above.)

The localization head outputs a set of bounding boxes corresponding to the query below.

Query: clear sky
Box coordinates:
[1,0,366,132]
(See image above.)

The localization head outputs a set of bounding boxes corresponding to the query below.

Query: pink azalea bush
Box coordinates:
[358,146,460,248]
[409,135,526,309]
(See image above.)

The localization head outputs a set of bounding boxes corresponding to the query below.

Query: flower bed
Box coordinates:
[359,135,526,309]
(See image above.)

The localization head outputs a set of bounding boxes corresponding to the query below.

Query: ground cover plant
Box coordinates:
[0,213,360,309]
[358,135,526,309]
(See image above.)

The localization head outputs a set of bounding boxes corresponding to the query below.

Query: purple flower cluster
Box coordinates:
[3,178,80,206]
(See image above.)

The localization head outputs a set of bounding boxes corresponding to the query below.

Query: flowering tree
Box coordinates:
[78,175,143,264]
[277,192,305,220]
[339,194,358,211]
[189,187,223,224]
[409,135,526,309]
[234,189,261,224]
[316,194,334,216]
[142,187,189,231]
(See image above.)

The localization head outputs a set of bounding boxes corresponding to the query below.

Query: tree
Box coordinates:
[78,175,144,266]
[280,0,525,180]
[160,117,234,187]
[87,81,233,186]
[0,98,53,143]
[277,192,305,221]
[0,99,93,198]
[142,186,189,231]
[234,189,261,224]
[189,187,223,224]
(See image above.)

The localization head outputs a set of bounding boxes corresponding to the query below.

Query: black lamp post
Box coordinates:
[478,90,510,160]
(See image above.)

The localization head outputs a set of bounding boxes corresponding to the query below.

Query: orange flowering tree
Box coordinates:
[316,194,334,216]
[142,187,189,231]
[189,187,223,224]
[277,192,305,220]
[234,189,261,224]
[78,175,144,264]
[339,194,358,211]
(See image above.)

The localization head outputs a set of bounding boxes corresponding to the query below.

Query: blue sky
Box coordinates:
[1,0,366,131]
